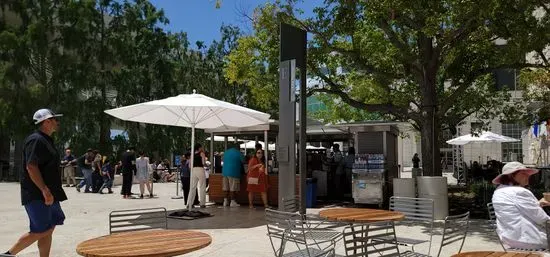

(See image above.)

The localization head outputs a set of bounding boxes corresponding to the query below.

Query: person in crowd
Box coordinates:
[3,108,67,257]
[471,161,483,181]
[120,146,136,199]
[412,153,420,169]
[255,143,263,152]
[492,161,550,249]
[61,148,76,187]
[152,160,162,182]
[135,151,153,198]
[180,153,190,204]
[214,152,222,173]
[204,154,211,192]
[91,150,103,193]
[340,146,356,196]
[98,158,114,194]
[164,159,177,182]
[331,144,343,163]
[76,148,94,193]
[187,143,207,209]
[92,150,102,172]
[247,149,269,209]
[114,160,122,175]
[222,144,243,207]
[155,159,165,182]
[180,153,199,206]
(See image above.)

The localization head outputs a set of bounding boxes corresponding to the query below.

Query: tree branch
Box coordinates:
[536,49,550,67]
[308,71,419,121]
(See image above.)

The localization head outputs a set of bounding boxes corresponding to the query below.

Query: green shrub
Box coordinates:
[468,181,496,206]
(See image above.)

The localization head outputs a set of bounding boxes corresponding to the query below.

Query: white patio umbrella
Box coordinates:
[104,90,270,203]
[447,131,520,162]
[446,131,520,145]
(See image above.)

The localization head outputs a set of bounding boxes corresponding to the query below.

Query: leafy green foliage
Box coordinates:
[0,0,249,161]
[225,0,550,175]
[520,68,550,123]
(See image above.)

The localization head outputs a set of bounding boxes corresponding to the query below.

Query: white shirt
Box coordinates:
[135,157,150,179]
[492,185,550,249]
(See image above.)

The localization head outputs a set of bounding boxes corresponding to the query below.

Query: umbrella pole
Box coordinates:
[187,125,195,211]
[171,170,182,199]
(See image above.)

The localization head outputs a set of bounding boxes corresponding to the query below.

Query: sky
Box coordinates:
[147,0,321,46]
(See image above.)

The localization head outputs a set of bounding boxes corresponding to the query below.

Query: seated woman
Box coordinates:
[492,161,550,249]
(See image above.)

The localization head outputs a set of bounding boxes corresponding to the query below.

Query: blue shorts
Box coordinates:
[24,200,65,233]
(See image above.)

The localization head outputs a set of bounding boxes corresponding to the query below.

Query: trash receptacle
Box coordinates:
[306,178,318,208]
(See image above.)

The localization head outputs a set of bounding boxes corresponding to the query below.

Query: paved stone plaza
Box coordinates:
[0,182,503,256]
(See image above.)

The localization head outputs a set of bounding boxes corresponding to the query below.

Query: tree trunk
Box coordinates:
[420,115,442,176]
[418,47,442,176]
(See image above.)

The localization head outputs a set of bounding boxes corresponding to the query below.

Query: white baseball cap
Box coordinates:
[492,161,538,184]
[33,108,63,124]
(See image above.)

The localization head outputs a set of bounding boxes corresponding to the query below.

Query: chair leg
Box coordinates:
[269,234,286,257]
[495,230,506,252]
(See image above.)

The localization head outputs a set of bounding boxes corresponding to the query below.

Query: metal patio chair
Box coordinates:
[486,203,507,251]
[434,211,470,257]
[109,207,167,234]
[389,196,435,255]
[266,208,339,257]
[343,221,402,257]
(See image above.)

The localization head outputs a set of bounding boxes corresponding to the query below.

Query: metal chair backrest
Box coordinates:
[265,208,304,240]
[436,211,470,257]
[487,202,497,225]
[390,196,434,222]
[487,202,507,251]
[282,196,300,213]
[390,196,434,255]
[343,221,400,257]
[109,207,167,234]
[265,208,306,256]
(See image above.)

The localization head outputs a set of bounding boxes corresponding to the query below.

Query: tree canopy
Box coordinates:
[225,0,550,176]
[0,0,248,161]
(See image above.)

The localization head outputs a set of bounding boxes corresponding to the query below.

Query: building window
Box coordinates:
[501,123,523,162]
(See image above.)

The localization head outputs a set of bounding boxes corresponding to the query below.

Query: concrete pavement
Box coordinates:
[0,182,504,256]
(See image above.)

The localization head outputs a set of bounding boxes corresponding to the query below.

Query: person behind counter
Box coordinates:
[247,149,269,209]
[222,144,243,207]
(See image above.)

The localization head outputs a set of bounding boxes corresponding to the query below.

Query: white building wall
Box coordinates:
[398,125,420,169]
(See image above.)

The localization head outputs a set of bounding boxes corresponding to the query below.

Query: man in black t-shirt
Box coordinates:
[120,146,136,198]
[3,108,66,257]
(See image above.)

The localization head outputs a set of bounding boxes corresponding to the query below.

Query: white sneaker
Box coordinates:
[230,200,240,207]
[223,198,229,207]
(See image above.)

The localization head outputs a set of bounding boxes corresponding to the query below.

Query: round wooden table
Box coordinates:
[318,208,405,223]
[451,251,543,257]
[76,229,212,257]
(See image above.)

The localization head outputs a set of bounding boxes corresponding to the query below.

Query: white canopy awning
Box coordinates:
[446,131,520,145]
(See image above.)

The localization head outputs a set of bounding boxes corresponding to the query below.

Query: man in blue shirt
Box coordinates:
[222,144,244,207]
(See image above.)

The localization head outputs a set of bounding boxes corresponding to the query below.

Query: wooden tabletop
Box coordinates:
[76,229,211,257]
[451,251,543,257]
[318,208,405,223]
